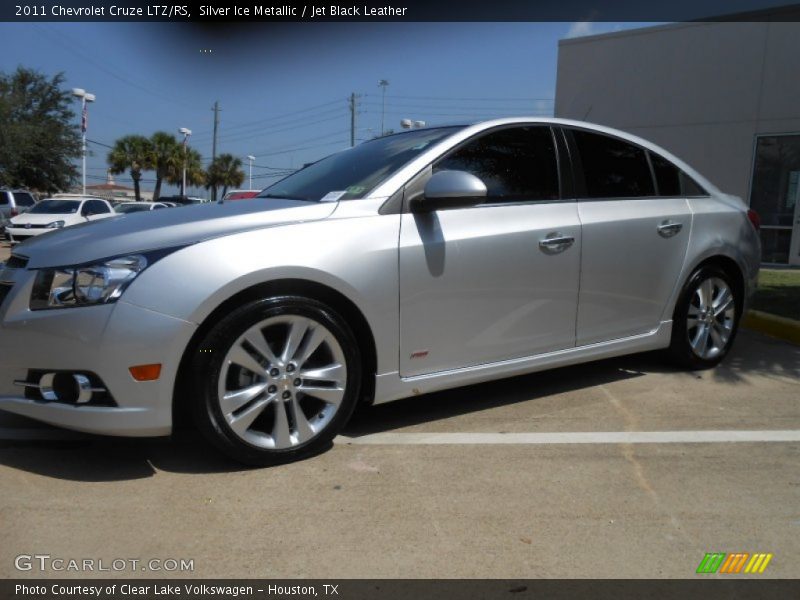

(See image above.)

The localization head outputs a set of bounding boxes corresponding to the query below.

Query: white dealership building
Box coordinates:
[555,18,800,265]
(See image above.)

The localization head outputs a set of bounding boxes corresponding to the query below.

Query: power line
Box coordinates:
[192,98,348,138]
[384,94,555,102]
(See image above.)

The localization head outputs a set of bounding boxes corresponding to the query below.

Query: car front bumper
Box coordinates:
[5,227,50,244]
[0,264,197,436]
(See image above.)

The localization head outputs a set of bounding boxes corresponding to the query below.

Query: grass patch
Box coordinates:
[751,269,800,321]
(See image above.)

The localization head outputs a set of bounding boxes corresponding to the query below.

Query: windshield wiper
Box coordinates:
[260,193,314,201]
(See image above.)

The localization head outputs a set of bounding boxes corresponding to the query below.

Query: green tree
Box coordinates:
[206,154,244,199]
[165,147,205,196]
[107,135,152,202]
[148,131,182,201]
[0,67,82,193]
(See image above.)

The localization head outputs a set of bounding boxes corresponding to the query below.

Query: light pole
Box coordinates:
[378,79,389,136]
[179,127,192,197]
[247,155,255,190]
[72,88,95,196]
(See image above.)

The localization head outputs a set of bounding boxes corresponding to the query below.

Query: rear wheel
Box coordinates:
[668,266,741,369]
[191,296,361,465]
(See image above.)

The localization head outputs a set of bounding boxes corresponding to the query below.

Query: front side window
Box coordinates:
[572,130,655,198]
[86,200,110,214]
[434,126,560,202]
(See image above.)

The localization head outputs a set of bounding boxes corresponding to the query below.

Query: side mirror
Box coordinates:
[412,170,487,212]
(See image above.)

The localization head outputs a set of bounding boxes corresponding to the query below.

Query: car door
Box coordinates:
[564,128,692,346]
[399,125,581,377]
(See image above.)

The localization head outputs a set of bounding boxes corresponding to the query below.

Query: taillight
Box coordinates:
[10,209,18,217]
[747,209,760,231]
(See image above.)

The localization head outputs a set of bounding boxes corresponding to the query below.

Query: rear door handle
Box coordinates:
[657,220,683,238]
[539,233,575,254]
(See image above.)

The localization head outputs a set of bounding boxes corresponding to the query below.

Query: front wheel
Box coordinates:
[668,266,741,369]
[191,296,362,466]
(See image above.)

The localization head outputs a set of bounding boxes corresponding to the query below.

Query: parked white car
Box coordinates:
[115,202,170,214]
[5,197,116,244]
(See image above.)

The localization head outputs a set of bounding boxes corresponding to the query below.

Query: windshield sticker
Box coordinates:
[411,141,431,150]
[320,191,347,202]
[345,185,365,195]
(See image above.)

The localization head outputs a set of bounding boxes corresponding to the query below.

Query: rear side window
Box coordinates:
[680,172,708,197]
[572,130,655,198]
[649,152,682,196]
[434,126,560,202]
[15,193,35,207]
[0,192,9,205]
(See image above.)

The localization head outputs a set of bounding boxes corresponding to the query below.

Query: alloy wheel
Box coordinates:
[686,276,736,360]
[217,315,347,449]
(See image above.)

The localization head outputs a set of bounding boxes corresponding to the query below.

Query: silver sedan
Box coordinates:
[0,118,760,465]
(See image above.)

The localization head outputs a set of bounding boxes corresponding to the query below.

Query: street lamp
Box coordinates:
[179,127,192,197]
[72,88,95,196]
[378,79,389,136]
[246,155,255,190]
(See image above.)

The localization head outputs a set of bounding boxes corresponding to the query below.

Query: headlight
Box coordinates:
[31,255,148,310]
[46,220,65,228]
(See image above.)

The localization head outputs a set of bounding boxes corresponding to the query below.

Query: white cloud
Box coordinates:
[565,21,598,39]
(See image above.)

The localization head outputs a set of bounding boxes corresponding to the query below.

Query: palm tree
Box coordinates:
[148,131,182,201]
[165,147,205,196]
[107,135,152,202]
[206,154,244,200]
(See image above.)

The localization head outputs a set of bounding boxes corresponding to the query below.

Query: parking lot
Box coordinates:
[0,238,797,579]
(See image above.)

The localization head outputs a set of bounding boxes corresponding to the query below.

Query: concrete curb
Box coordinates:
[743,310,800,345]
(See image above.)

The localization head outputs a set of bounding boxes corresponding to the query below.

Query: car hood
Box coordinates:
[17,199,337,269]
[10,213,79,226]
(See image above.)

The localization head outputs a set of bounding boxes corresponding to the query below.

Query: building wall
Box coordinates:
[555,22,800,202]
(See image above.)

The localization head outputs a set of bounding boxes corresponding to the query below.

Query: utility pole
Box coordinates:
[378,79,389,136]
[349,93,359,148]
[211,101,220,201]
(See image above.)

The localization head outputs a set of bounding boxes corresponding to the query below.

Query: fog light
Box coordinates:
[129,364,162,381]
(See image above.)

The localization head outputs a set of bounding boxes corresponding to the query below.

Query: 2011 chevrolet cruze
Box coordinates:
[0,118,760,465]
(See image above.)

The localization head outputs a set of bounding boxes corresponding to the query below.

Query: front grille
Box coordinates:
[11,234,32,242]
[21,224,48,229]
[5,254,28,269]
[0,283,12,307]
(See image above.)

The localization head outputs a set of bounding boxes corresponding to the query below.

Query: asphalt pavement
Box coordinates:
[0,322,797,579]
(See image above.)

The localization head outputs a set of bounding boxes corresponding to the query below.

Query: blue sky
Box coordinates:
[0,21,655,195]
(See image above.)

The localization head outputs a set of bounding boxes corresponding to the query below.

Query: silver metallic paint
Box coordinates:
[0,118,760,436]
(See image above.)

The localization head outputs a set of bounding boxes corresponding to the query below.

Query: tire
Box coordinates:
[191,296,362,466]
[668,265,741,370]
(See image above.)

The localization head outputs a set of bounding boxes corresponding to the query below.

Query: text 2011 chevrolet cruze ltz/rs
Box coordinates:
[0,119,760,465]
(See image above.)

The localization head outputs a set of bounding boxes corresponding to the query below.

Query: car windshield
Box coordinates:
[116,204,151,213]
[257,126,463,202]
[28,200,81,214]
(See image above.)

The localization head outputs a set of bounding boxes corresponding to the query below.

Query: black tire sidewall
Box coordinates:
[670,266,741,369]
[191,296,362,466]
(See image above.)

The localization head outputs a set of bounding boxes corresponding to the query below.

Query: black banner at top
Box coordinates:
[3,0,800,22]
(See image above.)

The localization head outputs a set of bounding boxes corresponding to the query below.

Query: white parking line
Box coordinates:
[337,430,800,445]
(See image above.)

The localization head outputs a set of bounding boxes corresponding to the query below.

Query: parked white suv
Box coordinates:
[6,197,115,243]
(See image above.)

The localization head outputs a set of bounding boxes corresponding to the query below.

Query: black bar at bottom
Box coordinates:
[2,579,799,600]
